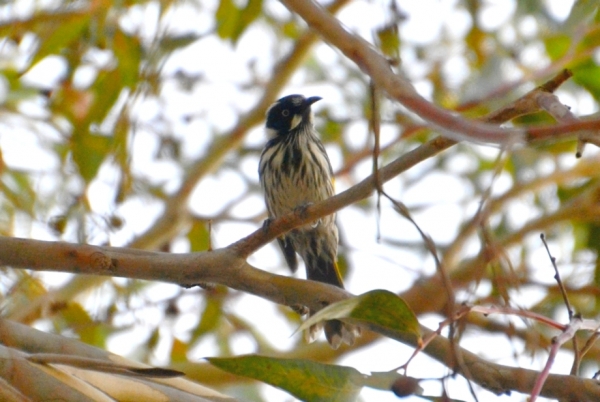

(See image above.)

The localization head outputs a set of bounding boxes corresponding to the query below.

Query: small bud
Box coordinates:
[391,375,422,397]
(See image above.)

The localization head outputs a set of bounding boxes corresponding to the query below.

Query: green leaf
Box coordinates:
[544,34,571,61]
[282,21,301,38]
[232,0,262,42]
[2,69,41,104]
[112,29,141,88]
[1,170,35,213]
[297,290,421,342]
[31,12,90,66]
[319,113,343,143]
[215,0,262,43]
[72,132,112,183]
[563,0,599,32]
[170,338,189,363]
[207,355,364,402]
[56,302,109,348]
[187,221,211,252]
[147,327,160,352]
[58,302,92,327]
[376,24,400,59]
[572,59,600,102]
[88,68,126,126]
[215,0,240,40]
[191,296,223,342]
[580,25,600,50]
[158,34,201,54]
[465,25,486,67]
[362,370,405,391]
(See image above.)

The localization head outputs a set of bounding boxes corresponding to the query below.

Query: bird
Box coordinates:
[258,94,359,349]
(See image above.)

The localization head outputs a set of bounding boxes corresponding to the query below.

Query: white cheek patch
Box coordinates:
[266,127,278,139]
[290,114,302,131]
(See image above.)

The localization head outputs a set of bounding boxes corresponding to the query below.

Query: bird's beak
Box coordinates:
[305,96,322,107]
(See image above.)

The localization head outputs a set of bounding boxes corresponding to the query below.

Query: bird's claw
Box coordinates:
[291,304,310,316]
[294,203,313,219]
[262,217,273,233]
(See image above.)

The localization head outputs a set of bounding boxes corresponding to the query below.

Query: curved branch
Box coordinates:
[2,236,600,400]
[281,0,600,146]
[0,237,350,314]
[280,0,523,144]
[0,68,578,400]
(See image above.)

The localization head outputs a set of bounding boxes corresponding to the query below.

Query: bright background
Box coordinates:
[3,0,600,401]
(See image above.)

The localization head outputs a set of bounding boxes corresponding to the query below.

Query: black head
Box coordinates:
[265,94,322,136]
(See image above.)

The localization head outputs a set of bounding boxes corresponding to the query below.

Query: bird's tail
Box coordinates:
[305,257,361,349]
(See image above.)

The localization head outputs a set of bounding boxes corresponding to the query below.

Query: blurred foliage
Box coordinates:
[1,0,600,401]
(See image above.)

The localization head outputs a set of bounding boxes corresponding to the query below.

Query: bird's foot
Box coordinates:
[294,202,313,219]
[291,304,310,316]
[261,217,273,233]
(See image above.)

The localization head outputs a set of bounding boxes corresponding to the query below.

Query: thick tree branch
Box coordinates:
[418,326,600,400]
[1,188,595,399]
[2,236,600,400]
[0,237,351,314]
[1,147,595,401]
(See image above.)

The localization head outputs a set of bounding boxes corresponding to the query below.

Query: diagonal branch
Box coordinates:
[231,69,574,258]
[129,0,352,250]
[281,0,523,144]
[280,0,600,146]
[0,236,350,316]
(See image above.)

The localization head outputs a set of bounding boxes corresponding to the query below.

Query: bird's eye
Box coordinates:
[282,109,290,117]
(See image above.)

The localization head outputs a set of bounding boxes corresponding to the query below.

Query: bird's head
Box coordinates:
[265,94,322,137]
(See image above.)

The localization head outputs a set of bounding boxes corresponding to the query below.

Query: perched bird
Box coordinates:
[258,94,359,348]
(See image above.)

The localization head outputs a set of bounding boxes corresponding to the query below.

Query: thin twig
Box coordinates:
[380,189,482,399]
[540,234,573,317]
[370,81,382,242]
[542,232,582,376]
[397,305,471,371]
[529,317,583,402]
[577,329,600,363]
[470,305,565,330]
